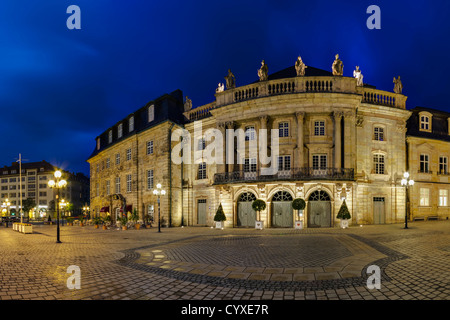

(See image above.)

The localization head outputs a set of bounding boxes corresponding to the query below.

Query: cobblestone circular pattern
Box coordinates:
[116,234,409,291]
[162,235,353,268]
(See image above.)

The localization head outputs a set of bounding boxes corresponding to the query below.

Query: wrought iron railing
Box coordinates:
[213,167,354,184]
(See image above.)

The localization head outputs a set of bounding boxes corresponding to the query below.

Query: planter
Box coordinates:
[94,224,99,229]
[294,220,304,230]
[67,222,73,226]
[80,223,84,227]
[255,221,263,230]
[102,225,107,230]
[340,219,349,229]
[22,225,33,234]
[215,221,224,229]
[135,223,141,230]
[122,226,127,230]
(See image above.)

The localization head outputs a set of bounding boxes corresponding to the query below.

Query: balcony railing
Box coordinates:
[213,167,354,184]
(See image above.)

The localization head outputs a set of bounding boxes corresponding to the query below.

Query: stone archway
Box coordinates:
[271,191,294,228]
[237,192,257,227]
[308,190,331,228]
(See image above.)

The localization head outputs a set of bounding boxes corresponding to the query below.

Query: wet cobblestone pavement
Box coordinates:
[1,221,449,301]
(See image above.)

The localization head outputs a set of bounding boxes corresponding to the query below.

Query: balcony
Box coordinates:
[213,167,354,185]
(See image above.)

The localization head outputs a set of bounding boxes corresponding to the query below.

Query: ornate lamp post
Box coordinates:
[401,172,414,229]
[83,206,90,219]
[2,198,10,227]
[48,170,67,243]
[152,183,166,233]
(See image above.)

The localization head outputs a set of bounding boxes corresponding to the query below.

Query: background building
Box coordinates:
[0,160,90,219]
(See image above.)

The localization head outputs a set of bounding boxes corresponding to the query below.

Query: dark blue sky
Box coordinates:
[1,0,449,177]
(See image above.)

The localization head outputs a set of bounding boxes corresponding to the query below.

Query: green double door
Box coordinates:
[237,202,256,227]
[272,202,293,228]
[308,201,331,227]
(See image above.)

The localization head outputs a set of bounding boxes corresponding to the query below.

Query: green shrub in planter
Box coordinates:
[252,199,266,221]
[337,199,351,220]
[214,203,226,222]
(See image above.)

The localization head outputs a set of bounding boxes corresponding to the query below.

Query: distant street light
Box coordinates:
[48,170,67,243]
[2,198,11,227]
[401,172,414,229]
[152,183,166,233]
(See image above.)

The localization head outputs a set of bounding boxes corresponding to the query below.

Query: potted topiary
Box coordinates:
[252,199,266,230]
[79,214,85,227]
[92,217,102,229]
[213,203,226,229]
[130,208,141,230]
[292,198,306,229]
[66,217,74,226]
[337,199,351,229]
[118,216,128,230]
[103,215,111,230]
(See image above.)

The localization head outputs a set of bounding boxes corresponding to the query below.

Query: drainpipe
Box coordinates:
[168,122,175,227]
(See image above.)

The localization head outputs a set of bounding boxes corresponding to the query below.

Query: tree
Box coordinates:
[214,203,226,222]
[292,198,306,219]
[252,199,266,221]
[22,198,36,217]
[337,199,351,220]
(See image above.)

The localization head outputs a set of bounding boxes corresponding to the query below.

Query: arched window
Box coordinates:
[272,191,293,201]
[309,190,331,201]
[238,192,257,202]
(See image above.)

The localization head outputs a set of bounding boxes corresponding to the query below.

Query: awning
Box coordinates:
[120,205,132,213]
[100,206,110,213]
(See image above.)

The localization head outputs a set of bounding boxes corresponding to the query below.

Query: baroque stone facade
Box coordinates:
[88,58,450,228]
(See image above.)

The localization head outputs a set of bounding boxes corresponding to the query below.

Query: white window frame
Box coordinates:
[126,174,132,193]
[126,148,132,161]
[148,104,155,122]
[108,130,113,144]
[278,122,289,138]
[147,141,154,155]
[198,162,207,180]
[129,116,134,132]
[314,120,325,136]
[116,153,120,165]
[245,126,256,141]
[118,123,123,139]
[439,156,448,175]
[115,177,121,194]
[147,170,154,190]
[373,154,385,175]
[439,189,448,207]
[374,126,385,141]
[420,154,429,173]
[420,188,429,206]
[312,154,327,170]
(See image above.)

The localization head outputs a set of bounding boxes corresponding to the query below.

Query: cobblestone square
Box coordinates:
[1,221,449,302]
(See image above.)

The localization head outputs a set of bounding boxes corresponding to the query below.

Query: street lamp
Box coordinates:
[401,172,414,229]
[83,206,90,219]
[152,183,166,233]
[2,198,10,227]
[48,170,67,243]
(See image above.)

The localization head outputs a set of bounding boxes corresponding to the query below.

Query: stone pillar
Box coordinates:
[217,122,226,173]
[259,115,268,170]
[333,111,343,169]
[226,121,235,173]
[295,112,305,169]
[343,111,355,169]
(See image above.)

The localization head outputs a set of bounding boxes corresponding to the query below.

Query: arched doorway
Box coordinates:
[237,192,257,227]
[308,190,331,228]
[272,191,293,227]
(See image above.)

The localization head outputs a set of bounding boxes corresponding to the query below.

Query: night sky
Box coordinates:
[1,0,449,177]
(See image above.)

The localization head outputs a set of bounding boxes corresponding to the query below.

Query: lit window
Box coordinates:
[279,122,289,137]
[439,189,448,207]
[420,188,429,206]
[373,154,385,174]
[314,121,325,136]
[374,127,384,141]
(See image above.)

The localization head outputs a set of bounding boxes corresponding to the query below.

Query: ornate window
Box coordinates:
[313,154,327,170]
[314,121,325,136]
[272,191,293,201]
[373,154,385,174]
[278,155,291,172]
[419,112,432,132]
[238,192,256,202]
[309,190,331,201]
[278,122,289,137]
[198,162,207,180]
[245,126,256,141]
[374,126,384,141]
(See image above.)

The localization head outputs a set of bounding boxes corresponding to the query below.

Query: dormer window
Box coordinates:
[97,138,101,150]
[148,104,155,122]
[419,112,432,132]
[117,123,123,138]
[129,116,134,132]
[108,130,113,144]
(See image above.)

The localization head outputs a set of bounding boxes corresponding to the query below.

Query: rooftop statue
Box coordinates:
[224,69,236,89]
[332,54,344,76]
[184,96,192,112]
[216,83,225,93]
[295,56,307,76]
[353,66,364,87]
[393,76,403,94]
[258,60,268,81]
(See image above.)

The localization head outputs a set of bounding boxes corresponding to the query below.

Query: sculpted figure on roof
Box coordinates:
[258,60,269,81]
[353,66,364,86]
[184,96,192,112]
[295,56,307,76]
[332,54,344,76]
[225,69,236,89]
[393,76,403,94]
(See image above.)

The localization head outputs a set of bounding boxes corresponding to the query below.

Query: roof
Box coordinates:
[0,160,58,176]
[407,106,450,142]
